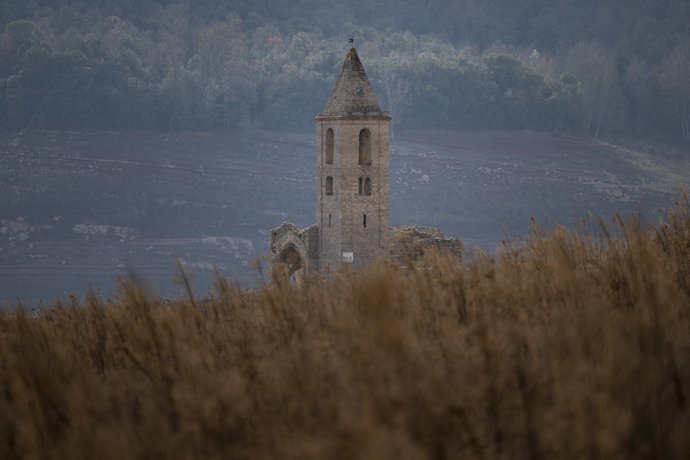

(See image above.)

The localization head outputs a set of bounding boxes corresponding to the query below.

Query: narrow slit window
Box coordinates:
[364,177,372,196]
[358,128,371,165]
[325,128,334,164]
[328,213,331,227]
[358,177,363,195]
[363,214,367,228]
[325,176,333,196]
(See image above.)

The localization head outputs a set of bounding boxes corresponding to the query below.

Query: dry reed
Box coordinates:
[1,195,689,459]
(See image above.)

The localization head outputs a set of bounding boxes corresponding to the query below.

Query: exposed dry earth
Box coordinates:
[1,129,688,304]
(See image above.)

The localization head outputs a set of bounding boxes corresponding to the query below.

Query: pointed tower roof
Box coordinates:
[321,48,385,117]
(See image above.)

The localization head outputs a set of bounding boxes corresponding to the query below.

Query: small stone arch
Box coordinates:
[364,177,372,195]
[269,222,316,276]
[358,177,372,196]
[278,244,302,276]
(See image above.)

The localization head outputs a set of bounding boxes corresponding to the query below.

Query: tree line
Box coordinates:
[1,0,689,141]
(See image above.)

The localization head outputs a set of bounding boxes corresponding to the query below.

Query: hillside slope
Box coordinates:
[1,129,688,304]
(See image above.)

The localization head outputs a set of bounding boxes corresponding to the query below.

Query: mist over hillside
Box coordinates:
[2,0,690,140]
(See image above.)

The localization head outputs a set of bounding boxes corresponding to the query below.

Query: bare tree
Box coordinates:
[370,55,412,138]
[661,43,690,142]
[565,40,619,138]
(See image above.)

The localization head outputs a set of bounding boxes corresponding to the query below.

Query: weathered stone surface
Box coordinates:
[389,226,463,264]
[322,48,383,116]
[315,117,390,271]
[314,47,391,271]
[269,222,318,274]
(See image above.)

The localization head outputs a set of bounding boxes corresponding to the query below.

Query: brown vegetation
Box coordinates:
[1,195,690,459]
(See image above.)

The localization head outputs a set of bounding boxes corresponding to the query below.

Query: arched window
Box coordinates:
[358,128,371,165]
[325,176,333,196]
[325,128,334,164]
[279,244,302,276]
[358,177,372,196]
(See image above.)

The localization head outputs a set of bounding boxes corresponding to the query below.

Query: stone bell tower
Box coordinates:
[316,47,391,271]
[270,46,461,276]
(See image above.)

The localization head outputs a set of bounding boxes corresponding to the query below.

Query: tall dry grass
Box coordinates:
[1,196,689,459]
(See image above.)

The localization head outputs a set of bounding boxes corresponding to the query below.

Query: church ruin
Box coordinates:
[270,46,461,277]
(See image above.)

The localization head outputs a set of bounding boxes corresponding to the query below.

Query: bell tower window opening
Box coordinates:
[358,128,371,165]
[325,128,334,164]
[358,177,372,196]
[325,176,333,196]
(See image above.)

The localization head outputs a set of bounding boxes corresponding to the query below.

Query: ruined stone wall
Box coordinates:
[389,226,463,265]
[269,222,319,273]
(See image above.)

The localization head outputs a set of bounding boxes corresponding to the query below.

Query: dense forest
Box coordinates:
[1,0,690,141]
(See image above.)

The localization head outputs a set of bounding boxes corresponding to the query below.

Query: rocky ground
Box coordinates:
[1,129,688,305]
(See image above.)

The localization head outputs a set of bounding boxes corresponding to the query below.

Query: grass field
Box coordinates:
[1,194,688,459]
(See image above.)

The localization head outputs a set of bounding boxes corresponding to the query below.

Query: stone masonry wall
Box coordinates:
[316,115,390,271]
